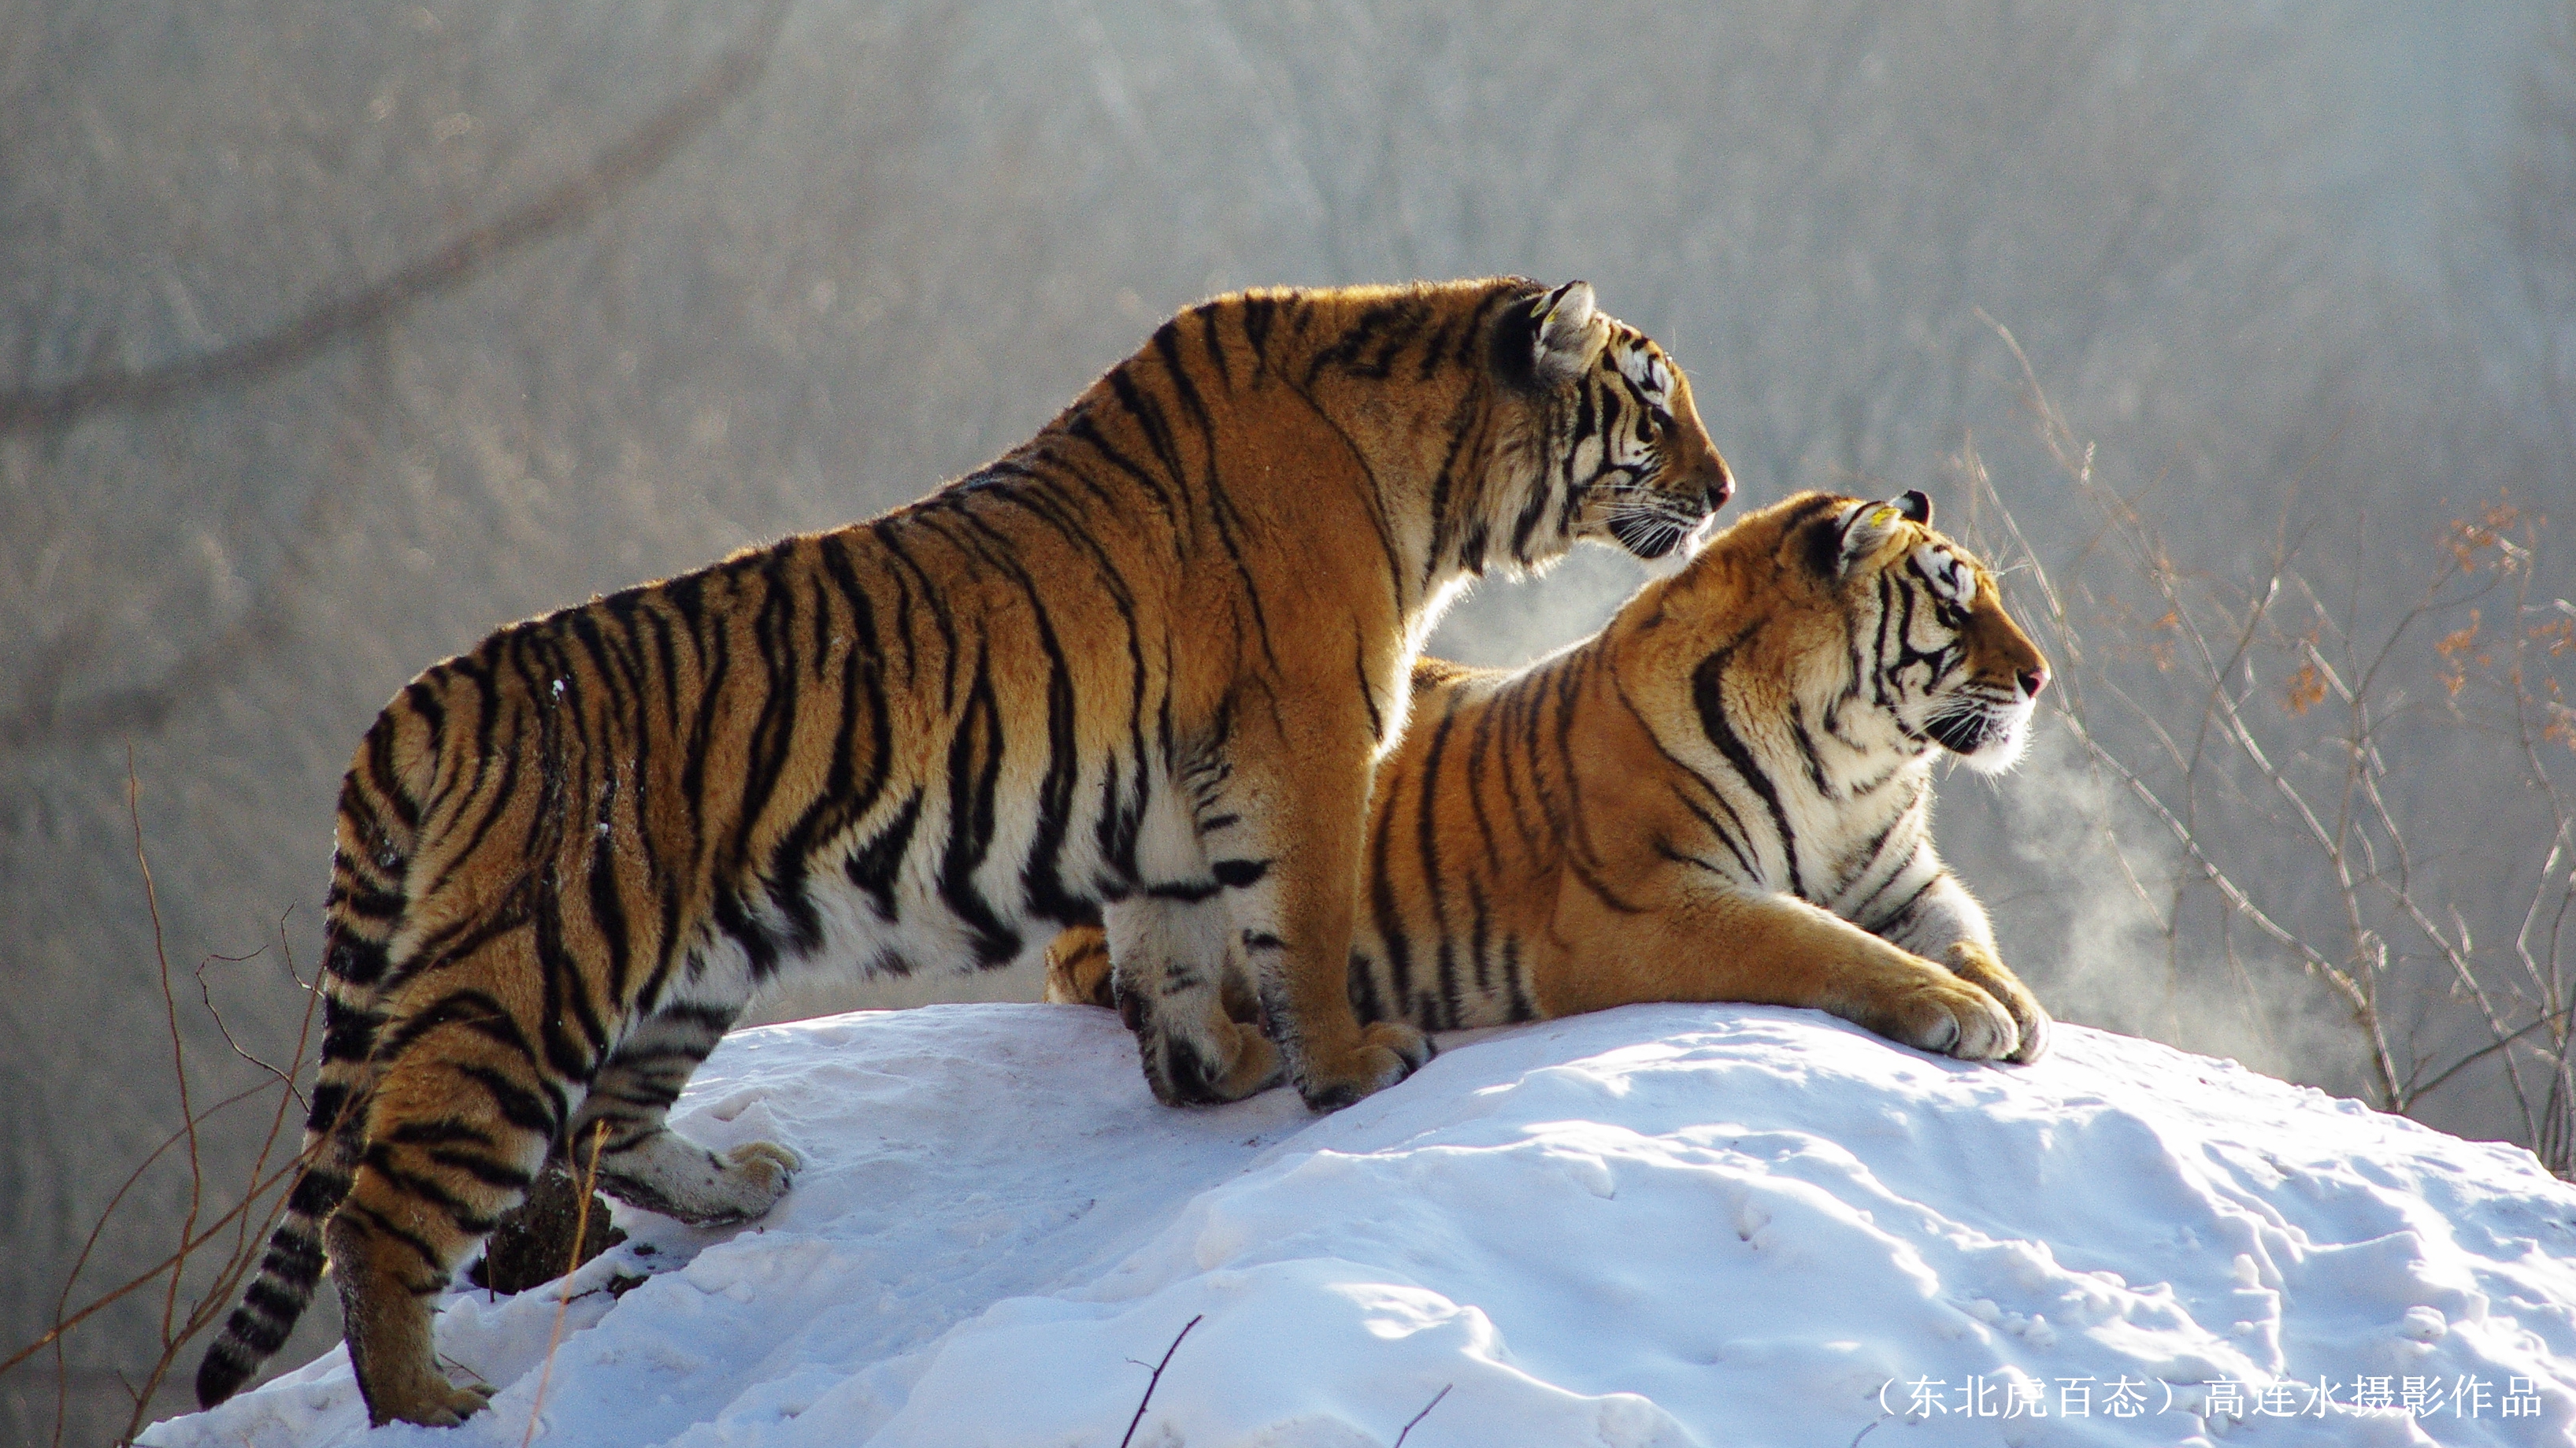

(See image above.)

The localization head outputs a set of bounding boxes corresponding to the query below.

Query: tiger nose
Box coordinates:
[1702,451,1736,512]
[2018,665,2050,699]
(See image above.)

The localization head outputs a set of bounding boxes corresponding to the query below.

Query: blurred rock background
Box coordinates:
[6,2,2570,1439]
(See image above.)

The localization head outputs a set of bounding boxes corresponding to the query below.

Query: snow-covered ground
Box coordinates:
[146,1002,2576,1447]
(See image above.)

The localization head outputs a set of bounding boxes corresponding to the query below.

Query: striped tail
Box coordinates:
[198,738,414,1409]
[193,1069,361,1408]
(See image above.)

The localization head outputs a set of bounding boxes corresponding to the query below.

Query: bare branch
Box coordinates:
[1393,1383,1453,1447]
[521,1122,612,1448]
[1118,1315,1202,1448]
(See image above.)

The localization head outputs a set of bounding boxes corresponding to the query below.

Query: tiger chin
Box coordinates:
[189,279,1729,1428]
[1047,489,2053,1073]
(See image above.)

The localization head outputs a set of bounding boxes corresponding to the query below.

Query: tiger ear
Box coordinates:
[1833,495,1921,575]
[1529,281,1607,387]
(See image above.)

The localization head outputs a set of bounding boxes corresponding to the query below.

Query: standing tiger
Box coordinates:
[191,278,1731,1427]
[1047,490,2052,1068]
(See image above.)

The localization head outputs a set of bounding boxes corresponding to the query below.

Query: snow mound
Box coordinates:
[146,1003,2576,1447]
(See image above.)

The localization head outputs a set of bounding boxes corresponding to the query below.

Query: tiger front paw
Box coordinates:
[1880,977,2021,1063]
[1140,1015,1284,1106]
[1947,942,2052,1064]
[1295,1021,1435,1112]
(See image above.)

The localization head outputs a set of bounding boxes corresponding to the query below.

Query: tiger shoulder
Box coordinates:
[1049,488,2053,1065]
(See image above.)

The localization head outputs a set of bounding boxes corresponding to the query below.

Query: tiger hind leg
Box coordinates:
[1109,897,1283,1105]
[572,1001,799,1227]
[326,984,562,1426]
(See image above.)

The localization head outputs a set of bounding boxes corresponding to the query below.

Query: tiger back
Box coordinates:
[192,278,1731,1428]
[1049,490,2052,1065]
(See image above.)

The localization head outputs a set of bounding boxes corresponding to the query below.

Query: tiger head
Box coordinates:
[1484,280,1734,568]
[1626,489,2049,776]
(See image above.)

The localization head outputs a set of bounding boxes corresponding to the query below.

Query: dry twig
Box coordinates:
[1118,1315,1203,1448]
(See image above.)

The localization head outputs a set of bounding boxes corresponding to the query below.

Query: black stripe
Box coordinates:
[318,998,380,1064]
[1509,463,1559,562]
[754,540,896,969]
[533,877,607,1083]
[1872,868,1945,939]
[1353,628,1384,743]
[1787,701,1837,799]
[1692,645,1806,896]
[676,580,736,849]
[586,779,637,1010]
[260,1216,323,1257]
[1196,301,1232,391]
[654,1001,737,1035]
[732,547,821,966]
[870,519,944,695]
[845,791,922,921]
[1239,294,1277,372]
[1348,947,1386,1025]
[328,879,406,921]
[1422,391,1483,583]
[286,1166,348,1218]
[1106,363,1194,519]
[454,1061,565,1140]
[1465,876,1495,1002]
[376,989,536,1065]
[1303,299,1423,387]
[425,1148,536,1192]
[343,1201,451,1281]
[1500,935,1539,1023]
[1414,702,1464,1030]
[384,1120,495,1147]
[1062,413,1177,532]
[936,656,1022,965]
[1151,321,1213,516]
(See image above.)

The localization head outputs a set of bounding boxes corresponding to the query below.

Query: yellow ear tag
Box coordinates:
[1868,506,1899,528]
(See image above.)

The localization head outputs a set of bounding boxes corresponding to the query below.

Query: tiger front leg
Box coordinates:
[1549,876,2022,1062]
[1216,724,1432,1110]
[1107,897,1283,1105]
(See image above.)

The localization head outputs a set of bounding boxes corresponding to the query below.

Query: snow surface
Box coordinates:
[145,1002,2576,1447]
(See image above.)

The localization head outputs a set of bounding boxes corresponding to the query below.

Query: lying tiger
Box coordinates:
[1047,489,2053,1071]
